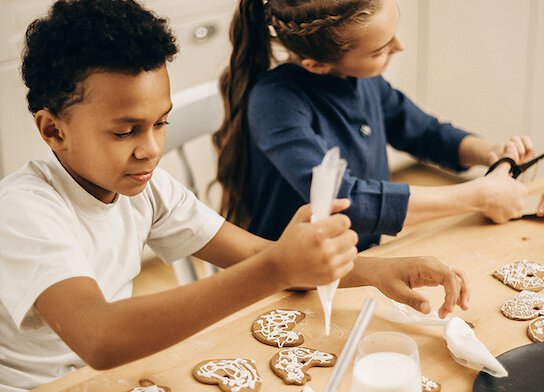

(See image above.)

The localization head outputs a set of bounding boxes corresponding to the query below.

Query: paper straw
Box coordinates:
[322,298,376,392]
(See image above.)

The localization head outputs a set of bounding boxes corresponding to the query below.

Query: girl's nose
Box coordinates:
[391,35,405,53]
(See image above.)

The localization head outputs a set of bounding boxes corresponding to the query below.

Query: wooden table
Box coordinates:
[34,179,544,392]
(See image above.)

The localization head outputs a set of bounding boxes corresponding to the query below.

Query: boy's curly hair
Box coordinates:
[21,0,178,115]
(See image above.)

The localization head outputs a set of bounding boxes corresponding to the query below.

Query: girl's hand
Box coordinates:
[489,135,535,164]
[538,195,544,217]
[365,256,470,319]
[268,199,358,289]
[475,162,528,223]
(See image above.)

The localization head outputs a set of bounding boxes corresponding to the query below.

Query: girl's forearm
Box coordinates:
[458,135,499,168]
[404,182,482,225]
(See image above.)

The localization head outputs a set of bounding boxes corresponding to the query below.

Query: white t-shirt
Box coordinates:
[0,152,225,391]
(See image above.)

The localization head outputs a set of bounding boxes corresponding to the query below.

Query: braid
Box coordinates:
[267,0,380,62]
[270,14,343,36]
[213,0,272,227]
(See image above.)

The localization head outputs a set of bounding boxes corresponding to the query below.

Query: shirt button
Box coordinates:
[360,124,372,137]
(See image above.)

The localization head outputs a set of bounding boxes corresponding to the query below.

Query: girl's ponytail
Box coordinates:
[213,0,272,227]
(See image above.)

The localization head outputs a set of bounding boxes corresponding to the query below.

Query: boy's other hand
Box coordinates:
[268,199,358,289]
[364,256,470,319]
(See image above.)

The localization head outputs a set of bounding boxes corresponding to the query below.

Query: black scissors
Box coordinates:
[485,152,544,218]
[485,152,544,179]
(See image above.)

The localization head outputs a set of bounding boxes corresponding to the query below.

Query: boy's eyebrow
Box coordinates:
[112,103,173,124]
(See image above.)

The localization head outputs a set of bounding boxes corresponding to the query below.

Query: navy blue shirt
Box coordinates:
[247,64,469,250]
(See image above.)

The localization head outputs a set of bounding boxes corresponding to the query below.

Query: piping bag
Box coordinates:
[368,288,508,377]
[310,147,347,336]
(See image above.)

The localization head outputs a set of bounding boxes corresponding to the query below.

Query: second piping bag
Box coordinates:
[310,147,347,336]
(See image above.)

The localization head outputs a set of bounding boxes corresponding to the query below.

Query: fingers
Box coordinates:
[437,269,461,318]
[329,229,358,252]
[330,198,351,214]
[409,258,470,317]
[389,281,432,315]
[436,263,472,318]
[314,214,352,239]
[452,267,470,310]
[487,151,499,166]
[502,141,519,162]
[538,195,544,217]
[520,135,535,159]
[291,204,314,223]
[503,135,535,163]
[292,199,350,224]
[490,159,514,175]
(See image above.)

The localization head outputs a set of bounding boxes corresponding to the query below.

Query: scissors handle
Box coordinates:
[485,157,520,178]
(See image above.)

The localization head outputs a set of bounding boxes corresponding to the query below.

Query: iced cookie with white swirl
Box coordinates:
[421,375,441,392]
[501,290,544,320]
[527,316,544,342]
[127,379,171,392]
[192,358,262,392]
[252,309,305,347]
[492,260,544,292]
[270,347,336,385]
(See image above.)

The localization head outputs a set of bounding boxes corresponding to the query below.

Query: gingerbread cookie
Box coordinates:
[127,379,171,392]
[421,375,441,392]
[270,347,336,385]
[192,358,262,392]
[527,316,544,342]
[493,260,544,292]
[501,290,544,320]
[252,309,305,347]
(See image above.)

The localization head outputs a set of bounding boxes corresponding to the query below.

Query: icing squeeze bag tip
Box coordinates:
[310,147,347,336]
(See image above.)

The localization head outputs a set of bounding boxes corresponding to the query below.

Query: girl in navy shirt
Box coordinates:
[214,0,537,250]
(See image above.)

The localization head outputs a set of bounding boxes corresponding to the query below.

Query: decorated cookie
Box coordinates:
[421,375,441,392]
[127,379,171,392]
[501,290,544,320]
[252,309,305,347]
[192,358,262,392]
[527,316,544,342]
[270,347,337,385]
[492,260,544,292]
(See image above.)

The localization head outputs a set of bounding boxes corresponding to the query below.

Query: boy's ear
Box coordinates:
[300,58,333,75]
[34,109,67,151]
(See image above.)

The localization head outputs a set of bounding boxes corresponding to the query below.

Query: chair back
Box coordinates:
[151,81,224,283]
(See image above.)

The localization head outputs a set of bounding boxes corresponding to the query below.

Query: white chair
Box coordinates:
[145,80,224,285]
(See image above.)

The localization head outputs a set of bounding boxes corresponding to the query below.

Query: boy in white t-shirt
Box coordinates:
[0,0,469,390]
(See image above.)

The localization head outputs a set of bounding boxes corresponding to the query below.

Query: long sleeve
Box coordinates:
[378,77,470,172]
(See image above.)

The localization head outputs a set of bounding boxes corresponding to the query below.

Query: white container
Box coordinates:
[351,332,420,392]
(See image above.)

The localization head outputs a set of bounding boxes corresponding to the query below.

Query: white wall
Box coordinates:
[386,0,544,152]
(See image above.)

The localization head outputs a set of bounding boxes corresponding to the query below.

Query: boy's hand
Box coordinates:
[364,256,470,318]
[268,199,358,289]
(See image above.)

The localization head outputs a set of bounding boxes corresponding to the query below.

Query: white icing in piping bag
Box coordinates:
[310,147,347,336]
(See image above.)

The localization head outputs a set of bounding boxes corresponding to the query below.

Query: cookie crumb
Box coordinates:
[421,375,441,392]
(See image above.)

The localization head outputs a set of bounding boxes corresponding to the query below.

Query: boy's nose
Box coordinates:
[133,132,162,160]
